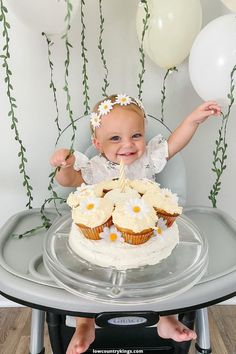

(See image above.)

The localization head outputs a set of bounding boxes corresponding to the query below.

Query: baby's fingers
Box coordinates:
[50,158,62,168]
[50,156,67,168]
[208,104,221,115]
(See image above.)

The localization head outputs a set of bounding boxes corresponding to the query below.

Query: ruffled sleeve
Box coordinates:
[73,151,94,184]
[147,134,169,174]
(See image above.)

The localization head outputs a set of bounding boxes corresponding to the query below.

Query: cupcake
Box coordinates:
[129,178,161,195]
[72,196,114,240]
[104,186,140,205]
[112,198,157,245]
[67,183,103,209]
[67,192,80,208]
[95,178,126,195]
[143,188,182,227]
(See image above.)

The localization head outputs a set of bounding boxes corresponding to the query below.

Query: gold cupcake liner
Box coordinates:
[76,216,113,240]
[155,209,179,227]
[115,225,153,245]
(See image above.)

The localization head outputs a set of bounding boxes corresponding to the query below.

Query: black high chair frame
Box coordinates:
[46,310,196,354]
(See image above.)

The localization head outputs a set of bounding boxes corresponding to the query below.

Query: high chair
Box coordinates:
[0,114,236,354]
[48,114,204,354]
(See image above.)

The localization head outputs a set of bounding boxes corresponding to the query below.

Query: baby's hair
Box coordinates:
[90,93,146,135]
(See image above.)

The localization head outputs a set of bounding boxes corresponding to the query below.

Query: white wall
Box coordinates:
[0,0,235,305]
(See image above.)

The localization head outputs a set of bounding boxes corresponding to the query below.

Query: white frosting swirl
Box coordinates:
[67,193,80,208]
[104,187,140,205]
[96,178,121,191]
[112,199,157,233]
[129,178,161,194]
[72,197,114,227]
[143,189,182,215]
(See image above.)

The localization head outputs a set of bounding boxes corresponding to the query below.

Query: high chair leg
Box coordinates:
[195,308,212,354]
[29,309,45,354]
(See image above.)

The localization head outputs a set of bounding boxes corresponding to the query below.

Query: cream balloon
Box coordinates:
[221,0,236,12]
[189,14,236,105]
[6,0,79,35]
[136,0,202,69]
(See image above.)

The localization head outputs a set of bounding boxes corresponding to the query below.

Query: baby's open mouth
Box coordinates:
[118,152,136,156]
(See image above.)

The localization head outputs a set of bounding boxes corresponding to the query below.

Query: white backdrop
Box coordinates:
[0,0,235,306]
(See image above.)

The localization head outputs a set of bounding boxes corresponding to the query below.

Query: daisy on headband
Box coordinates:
[90,93,146,131]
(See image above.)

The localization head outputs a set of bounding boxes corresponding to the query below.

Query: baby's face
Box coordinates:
[93,106,146,165]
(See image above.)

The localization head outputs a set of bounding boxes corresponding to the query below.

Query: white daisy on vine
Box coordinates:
[99,225,124,243]
[79,196,99,214]
[115,94,132,106]
[154,218,167,236]
[90,112,101,128]
[125,198,150,219]
[98,99,113,115]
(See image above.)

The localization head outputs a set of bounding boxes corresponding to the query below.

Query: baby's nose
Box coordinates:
[122,138,133,147]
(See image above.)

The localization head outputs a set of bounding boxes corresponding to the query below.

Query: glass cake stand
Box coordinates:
[43,213,208,304]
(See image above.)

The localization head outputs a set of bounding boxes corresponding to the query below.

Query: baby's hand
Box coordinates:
[191,101,221,124]
[50,148,75,169]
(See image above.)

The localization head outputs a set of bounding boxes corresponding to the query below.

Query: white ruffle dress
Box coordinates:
[73,134,169,184]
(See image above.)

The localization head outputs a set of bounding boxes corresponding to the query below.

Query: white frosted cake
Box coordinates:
[69,222,179,270]
[67,178,182,270]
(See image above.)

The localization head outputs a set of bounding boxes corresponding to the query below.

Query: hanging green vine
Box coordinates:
[42,32,61,136]
[40,0,76,223]
[12,0,77,238]
[80,0,90,114]
[62,0,77,151]
[137,0,150,101]
[208,64,236,208]
[98,0,109,97]
[0,1,34,209]
[13,170,65,238]
[160,67,178,122]
[39,167,66,231]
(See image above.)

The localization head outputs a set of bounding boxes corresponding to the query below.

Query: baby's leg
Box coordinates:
[157,315,197,342]
[66,317,95,354]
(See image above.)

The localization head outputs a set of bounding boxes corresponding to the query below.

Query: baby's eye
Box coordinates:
[110,136,120,141]
[132,133,142,139]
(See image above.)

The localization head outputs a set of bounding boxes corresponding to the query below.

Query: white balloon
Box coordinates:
[189,14,236,105]
[6,0,79,35]
[221,0,236,12]
[136,0,202,69]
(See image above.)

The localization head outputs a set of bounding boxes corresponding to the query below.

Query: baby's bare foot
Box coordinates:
[66,318,95,354]
[157,316,197,342]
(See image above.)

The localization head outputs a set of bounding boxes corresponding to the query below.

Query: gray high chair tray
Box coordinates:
[43,212,208,304]
[0,206,236,313]
[1,206,236,354]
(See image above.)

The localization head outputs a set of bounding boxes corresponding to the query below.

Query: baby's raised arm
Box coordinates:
[167,101,221,159]
[50,148,85,187]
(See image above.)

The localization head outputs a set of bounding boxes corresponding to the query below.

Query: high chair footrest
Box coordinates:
[57,326,192,354]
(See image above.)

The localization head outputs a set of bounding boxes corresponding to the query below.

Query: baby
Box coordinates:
[50,94,221,354]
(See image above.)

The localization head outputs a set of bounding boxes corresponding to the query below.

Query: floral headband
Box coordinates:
[90,94,146,131]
